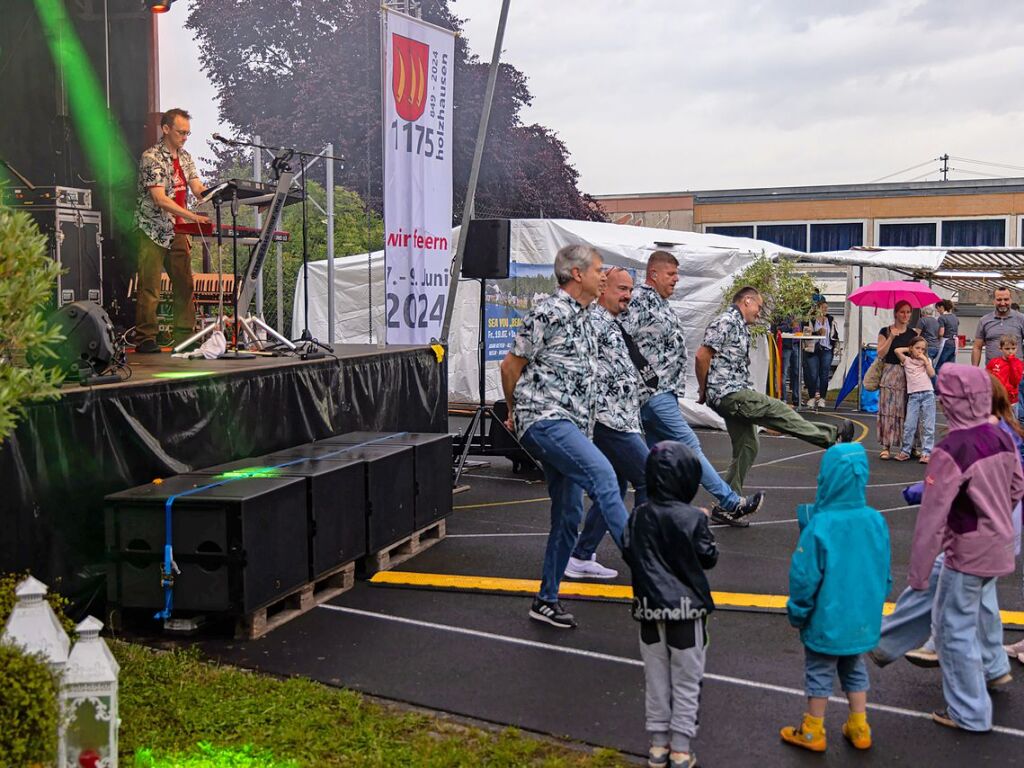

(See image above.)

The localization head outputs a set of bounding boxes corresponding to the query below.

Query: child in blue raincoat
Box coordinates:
[780,443,891,753]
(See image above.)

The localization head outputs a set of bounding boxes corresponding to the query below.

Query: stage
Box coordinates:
[1,344,448,592]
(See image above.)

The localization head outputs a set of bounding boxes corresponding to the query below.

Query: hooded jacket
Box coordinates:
[909,364,1024,587]
[787,443,891,656]
[623,441,718,621]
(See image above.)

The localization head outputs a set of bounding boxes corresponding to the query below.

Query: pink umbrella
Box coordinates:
[848,280,941,309]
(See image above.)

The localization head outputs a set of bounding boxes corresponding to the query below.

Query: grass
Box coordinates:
[114,641,629,767]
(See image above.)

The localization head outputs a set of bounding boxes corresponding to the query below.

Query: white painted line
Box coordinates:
[749,449,825,468]
[318,604,1024,738]
[447,532,549,538]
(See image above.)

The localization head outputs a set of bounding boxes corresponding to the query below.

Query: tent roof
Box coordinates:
[793,246,1024,293]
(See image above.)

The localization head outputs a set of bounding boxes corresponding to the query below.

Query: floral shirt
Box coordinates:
[591,305,643,434]
[701,304,753,407]
[620,284,688,400]
[134,142,199,248]
[511,289,599,437]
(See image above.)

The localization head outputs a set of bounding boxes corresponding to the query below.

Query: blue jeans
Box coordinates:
[780,343,801,404]
[901,391,936,455]
[935,340,956,374]
[804,346,834,399]
[873,555,944,666]
[804,648,869,698]
[641,392,743,511]
[520,419,628,603]
[572,423,649,560]
[933,565,1010,731]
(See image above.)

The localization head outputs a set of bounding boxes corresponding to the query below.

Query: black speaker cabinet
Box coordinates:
[273,443,414,552]
[320,432,452,529]
[197,452,368,578]
[105,473,308,615]
[462,218,510,279]
[31,208,104,306]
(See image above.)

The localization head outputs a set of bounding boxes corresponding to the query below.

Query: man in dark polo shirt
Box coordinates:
[972,287,1024,366]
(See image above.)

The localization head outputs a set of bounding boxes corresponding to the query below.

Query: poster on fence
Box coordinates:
[381,9,455,344]
[483,263,558,361]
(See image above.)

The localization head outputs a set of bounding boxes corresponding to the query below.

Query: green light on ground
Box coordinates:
[133,742,298,767]
[216,466,281,479]
[151,371,218,379]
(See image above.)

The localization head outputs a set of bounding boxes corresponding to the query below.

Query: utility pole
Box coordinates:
[940,153,949,181]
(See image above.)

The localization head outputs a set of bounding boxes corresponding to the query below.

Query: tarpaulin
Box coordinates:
[0,346,446,593]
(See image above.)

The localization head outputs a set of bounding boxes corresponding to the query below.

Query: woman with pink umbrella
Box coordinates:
[849,281,941,459]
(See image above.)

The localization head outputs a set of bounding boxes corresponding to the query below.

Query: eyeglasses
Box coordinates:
[171,129,191,137]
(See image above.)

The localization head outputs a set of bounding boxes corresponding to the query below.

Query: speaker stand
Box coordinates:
[452,277,534,487]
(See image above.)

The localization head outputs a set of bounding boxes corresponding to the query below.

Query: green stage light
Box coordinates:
[216,467,281,479]
[151,371,217,379]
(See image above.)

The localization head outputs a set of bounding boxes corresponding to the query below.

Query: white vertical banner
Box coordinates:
[382,9,455,344]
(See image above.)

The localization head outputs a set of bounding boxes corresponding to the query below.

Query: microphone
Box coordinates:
[212,133,237,145]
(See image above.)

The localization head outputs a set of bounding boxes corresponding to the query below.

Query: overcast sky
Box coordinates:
[159,0,1024,195]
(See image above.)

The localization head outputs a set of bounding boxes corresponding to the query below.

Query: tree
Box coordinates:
[0,209,65,442]
[720,255,817,337]
[186,0,601,222]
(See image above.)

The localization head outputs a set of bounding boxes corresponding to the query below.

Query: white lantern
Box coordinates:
[1,575,71,672]
[63,616,120,768]
[2,575,71,766]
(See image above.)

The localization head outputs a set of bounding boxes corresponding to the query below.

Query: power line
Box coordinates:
[947,167,1007,179]
[869,158,938,184]
[949,155,1024,174]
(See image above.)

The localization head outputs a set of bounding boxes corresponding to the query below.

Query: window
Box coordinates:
[878,222,937,247]
[707,225,754,238]
[756,224,807,252]
[941,219,1005,247]
[810,223,863,252]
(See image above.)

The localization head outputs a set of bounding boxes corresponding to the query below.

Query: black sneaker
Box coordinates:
[529,598,577,629]
[836,419,855,443]
[134,339,162,354]
[734,491,765,520]
[710,505,750,528]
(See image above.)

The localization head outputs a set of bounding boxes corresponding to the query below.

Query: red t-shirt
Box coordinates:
[172,156,187,225]
[986,355,1024,404]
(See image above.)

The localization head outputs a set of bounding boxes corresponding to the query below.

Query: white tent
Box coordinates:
[293,218,797,429]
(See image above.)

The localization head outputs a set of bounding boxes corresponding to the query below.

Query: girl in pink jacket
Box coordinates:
[911,364,1024,732]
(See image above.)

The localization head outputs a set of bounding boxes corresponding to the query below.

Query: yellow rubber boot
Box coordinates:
[842,711,872,749]
[780,713,826,752]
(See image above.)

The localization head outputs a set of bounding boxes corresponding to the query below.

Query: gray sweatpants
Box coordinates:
[639,618,706,753]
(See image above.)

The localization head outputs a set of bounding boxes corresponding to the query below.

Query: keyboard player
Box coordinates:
[132,107,211,353]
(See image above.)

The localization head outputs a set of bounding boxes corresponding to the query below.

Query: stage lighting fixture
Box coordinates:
[148,0,176,13]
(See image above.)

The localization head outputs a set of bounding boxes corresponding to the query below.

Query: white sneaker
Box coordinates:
[817,397,827,409]
[564,554,618,579]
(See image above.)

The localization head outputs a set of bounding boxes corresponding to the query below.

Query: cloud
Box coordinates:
[164,0,1024,192]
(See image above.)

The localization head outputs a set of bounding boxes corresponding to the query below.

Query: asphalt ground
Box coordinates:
[196,404,1024,766]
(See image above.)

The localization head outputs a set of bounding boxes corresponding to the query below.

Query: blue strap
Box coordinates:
[155,432,409,621]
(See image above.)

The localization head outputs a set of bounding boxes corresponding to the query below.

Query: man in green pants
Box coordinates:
[695,286,855,494]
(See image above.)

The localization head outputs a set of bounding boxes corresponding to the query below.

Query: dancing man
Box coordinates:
[620,250,764,527]
[500,245,629,629]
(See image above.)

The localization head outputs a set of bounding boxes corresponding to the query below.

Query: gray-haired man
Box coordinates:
[500,245,629,629]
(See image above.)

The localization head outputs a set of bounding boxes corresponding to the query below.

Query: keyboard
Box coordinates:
[175,222,291,245]
[197,178,305,207]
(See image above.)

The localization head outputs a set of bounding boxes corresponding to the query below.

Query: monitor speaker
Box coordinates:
[462,218,510,279]
[47,300,116,379]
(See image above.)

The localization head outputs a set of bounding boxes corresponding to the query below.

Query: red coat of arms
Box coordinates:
[392,33,429,122]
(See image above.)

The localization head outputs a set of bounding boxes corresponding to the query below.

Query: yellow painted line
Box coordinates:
[454,497,550,510]
[369,570,1024,627]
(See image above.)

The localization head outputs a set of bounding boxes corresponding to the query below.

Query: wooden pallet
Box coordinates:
[235,560,355,640]
[361,518,446,576]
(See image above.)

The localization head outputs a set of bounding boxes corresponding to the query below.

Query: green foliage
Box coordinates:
[0,571,78,639]
[0,644,60,766]
[114,641,626,767]
[720,254,817,336]
[133,742,298,768]
[0,208,65,441]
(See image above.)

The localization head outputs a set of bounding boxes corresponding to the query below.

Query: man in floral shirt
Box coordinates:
[133,108,210,353]
[564,266,650,581]
[696,286,854,495]
[621,250,764,527]
[500,245,628,629]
